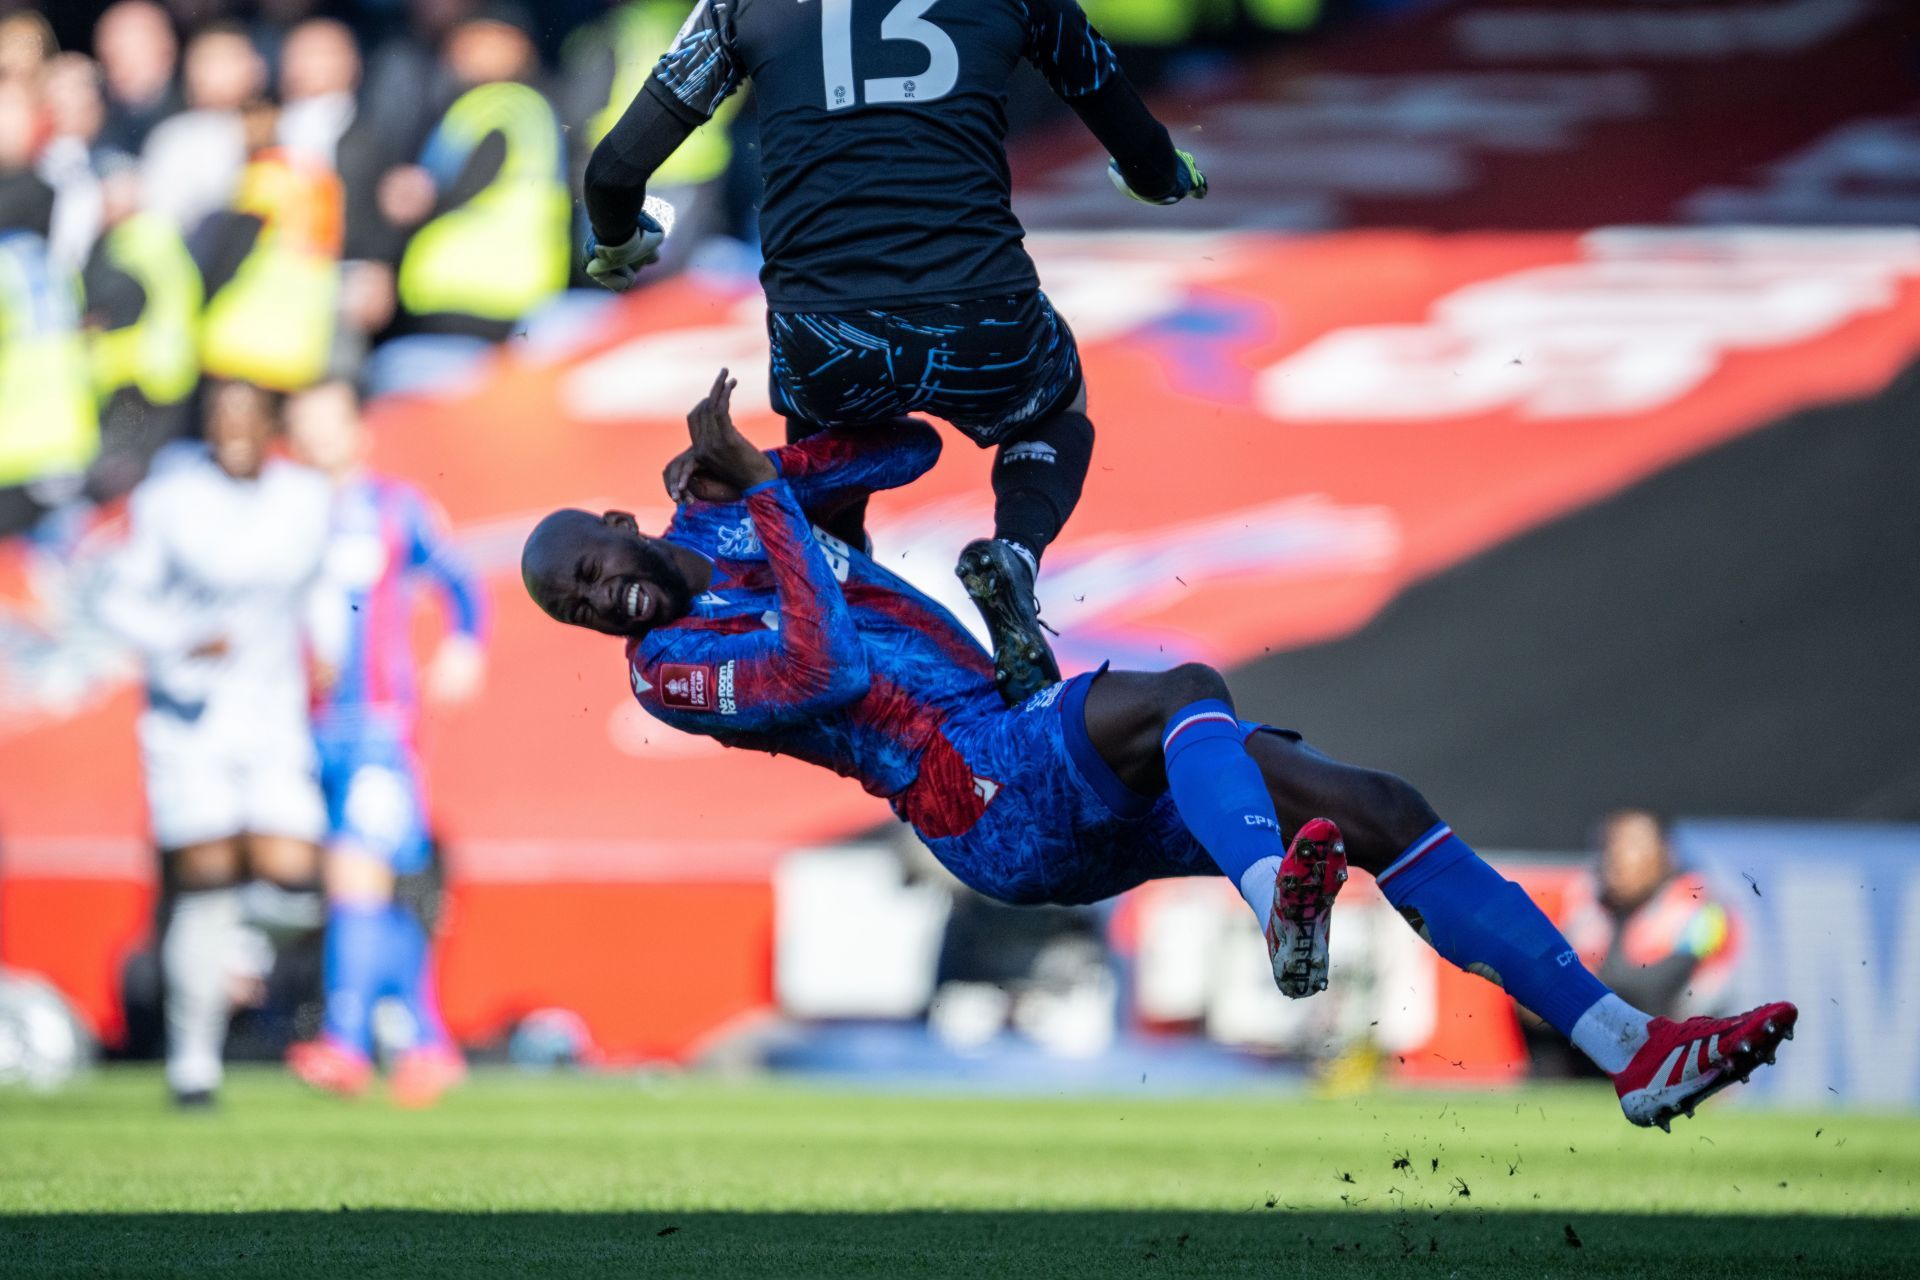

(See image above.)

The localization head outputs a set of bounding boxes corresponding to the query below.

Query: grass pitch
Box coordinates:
[1,1068,1914,1278]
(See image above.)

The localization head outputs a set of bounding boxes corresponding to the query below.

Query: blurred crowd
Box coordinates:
[0,0,774,542]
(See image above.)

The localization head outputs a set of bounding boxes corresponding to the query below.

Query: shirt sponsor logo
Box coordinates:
[659,662,715,710]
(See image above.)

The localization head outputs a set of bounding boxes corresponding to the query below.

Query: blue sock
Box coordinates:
[1162,699,1287,916]
[386,904,452,1052]
[1377,823,1609,1037]
[321,902,388,1057]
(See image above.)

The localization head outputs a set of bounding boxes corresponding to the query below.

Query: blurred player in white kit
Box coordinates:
[96,379,333,1106]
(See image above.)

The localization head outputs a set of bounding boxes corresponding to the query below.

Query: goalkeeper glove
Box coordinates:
[584,208,666,293]
[1108,149,1209,206]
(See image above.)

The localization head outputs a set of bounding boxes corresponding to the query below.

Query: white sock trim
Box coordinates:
[1162,710,1240,751]
[1570,993,1654,1075]
[1238,855,1282,924]
[1375,823,1452,889]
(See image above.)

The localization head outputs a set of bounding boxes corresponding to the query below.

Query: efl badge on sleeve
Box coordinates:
[658,663,716,711]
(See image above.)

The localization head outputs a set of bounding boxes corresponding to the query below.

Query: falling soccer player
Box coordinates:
[523,370,1797,1131]
[579,0,1207,703]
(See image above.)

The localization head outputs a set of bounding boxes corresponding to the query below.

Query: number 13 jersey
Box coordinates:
[646,0,1123,311]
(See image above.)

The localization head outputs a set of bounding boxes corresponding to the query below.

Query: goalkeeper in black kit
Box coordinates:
[579,0,1207,705]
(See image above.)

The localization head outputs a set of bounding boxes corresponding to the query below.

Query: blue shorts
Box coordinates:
[313,721,431,875]
[915,667,1295,906]
[767,290,1083,448]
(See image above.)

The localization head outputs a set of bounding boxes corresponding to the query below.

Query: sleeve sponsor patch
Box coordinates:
[658,662,716,711]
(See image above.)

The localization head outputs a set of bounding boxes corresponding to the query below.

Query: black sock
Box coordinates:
[990,411,1094,566]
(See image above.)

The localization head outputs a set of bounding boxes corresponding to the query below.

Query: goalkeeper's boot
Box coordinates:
[956,538,1060,705]
[1268,818,1349,998]
[288,1037,373,1098]
[1613,1001,1798,1130]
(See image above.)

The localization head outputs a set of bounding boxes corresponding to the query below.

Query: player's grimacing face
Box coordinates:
[523,510,694,638]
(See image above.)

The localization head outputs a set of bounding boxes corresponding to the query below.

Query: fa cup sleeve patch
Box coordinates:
[658,662,717,711]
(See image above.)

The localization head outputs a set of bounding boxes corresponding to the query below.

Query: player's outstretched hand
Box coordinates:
[665,369,776,503]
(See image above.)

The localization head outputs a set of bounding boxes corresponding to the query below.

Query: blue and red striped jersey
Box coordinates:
[625,420,1005,824]
[310,474,485,732]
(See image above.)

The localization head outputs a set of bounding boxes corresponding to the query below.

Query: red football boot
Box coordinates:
[390,1044,467,1109]
[1614,1001,1798,1130]
[287,1037,373,1098]
[1266,817,1349,998]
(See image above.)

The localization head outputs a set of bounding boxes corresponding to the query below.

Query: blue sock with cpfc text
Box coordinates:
[1162,700,1287,919]
[1375,824,1610,1038]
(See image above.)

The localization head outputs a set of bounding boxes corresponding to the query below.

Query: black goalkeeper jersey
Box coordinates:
[644,0,1130,313]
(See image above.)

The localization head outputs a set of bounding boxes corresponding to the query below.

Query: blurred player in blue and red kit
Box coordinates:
[522,371,1797,1134]
[284,380,487,1106]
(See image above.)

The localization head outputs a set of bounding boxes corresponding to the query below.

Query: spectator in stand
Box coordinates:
[285,379,485,1107]
[0,10,54,85]
[94,1,182,156]
[357,0,473,166]
[367,3,568,393]
[93,378,333,1107]
[140,22,266,235]
[275,17,359,171]
[83,164,204,500]
[0,68,100,536]
[39,54,136,276]
[0,71,53,235]
[0,229,101,535]
[1562,810,1742,1021]
[195,89,351,392]
[240,0,327,77]
[275,16,401,353]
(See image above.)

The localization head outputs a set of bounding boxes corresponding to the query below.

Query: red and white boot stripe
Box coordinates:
[1614,1002,1797,1131]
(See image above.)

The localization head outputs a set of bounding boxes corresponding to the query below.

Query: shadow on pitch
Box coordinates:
[0,1209,1909,1278]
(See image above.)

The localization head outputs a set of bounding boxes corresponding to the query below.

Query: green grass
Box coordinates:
[2,1068,1914,1278]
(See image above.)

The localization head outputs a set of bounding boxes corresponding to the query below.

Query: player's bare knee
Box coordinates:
[171,839,242,891]
[246,834,321,888]
[1352,771,1439,869]
[1159,662,1230,714]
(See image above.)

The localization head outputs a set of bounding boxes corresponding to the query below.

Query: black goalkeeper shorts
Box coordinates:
[767,290,1083,448]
